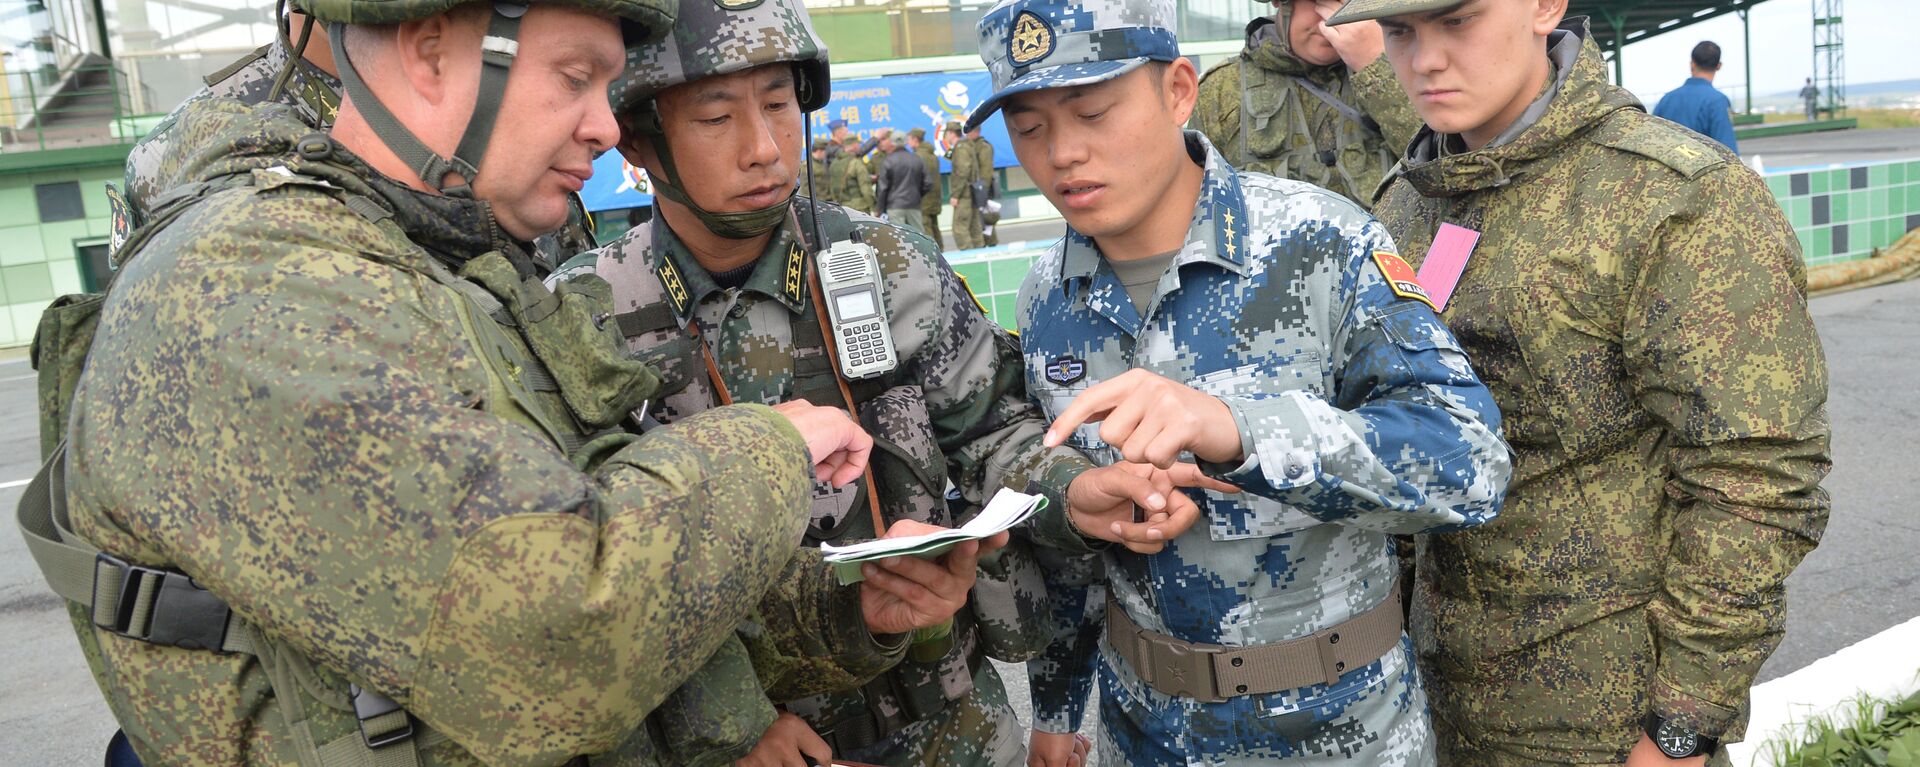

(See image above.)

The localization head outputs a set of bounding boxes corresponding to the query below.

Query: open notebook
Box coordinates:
[821,488,1047,585]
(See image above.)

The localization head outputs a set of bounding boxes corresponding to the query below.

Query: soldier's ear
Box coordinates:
[395,4,488,108]
[1530,0,1569,36]
[1162,58,1200,127]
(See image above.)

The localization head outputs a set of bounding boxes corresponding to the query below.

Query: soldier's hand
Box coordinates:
[735,711,831,767]
[1043,368,1244,467]
[1066,462,1237,554]
[858,520,1008,636]
[1028,729,1091,767]
[771,400,873,488]
[1314,0,1386,70]
[1623,734,1707,767]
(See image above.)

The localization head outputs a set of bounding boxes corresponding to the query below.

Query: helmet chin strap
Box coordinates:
[328,2,526,197]
[644,122,793,240]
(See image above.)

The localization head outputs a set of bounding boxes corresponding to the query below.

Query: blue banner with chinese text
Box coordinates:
[579,70,1014,213]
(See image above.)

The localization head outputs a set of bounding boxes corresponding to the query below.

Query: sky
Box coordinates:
[1615,0,1909,105]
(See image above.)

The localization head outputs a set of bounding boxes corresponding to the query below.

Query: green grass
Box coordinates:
[1764,686,1920,767]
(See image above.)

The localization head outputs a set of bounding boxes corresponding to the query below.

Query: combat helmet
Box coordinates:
[300,0,674,198]
[610,0,831,238]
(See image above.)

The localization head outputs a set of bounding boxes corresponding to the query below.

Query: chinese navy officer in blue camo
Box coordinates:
[965,0,1514,764]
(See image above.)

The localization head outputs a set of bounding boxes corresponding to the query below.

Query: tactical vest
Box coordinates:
[585,201,1047,755]
[1236,62,1396,208]
[17,153,699,767]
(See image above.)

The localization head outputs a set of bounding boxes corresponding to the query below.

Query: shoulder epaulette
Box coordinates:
[1588,110,1727,180]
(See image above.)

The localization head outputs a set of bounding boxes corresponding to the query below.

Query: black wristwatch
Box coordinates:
[1642,712,1720,759]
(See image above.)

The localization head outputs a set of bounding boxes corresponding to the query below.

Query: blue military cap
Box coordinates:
[828,118,848,130]
[965,0,1181,132]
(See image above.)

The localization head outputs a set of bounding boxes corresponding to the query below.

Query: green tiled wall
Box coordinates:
[0,163,123,347]
[1769,160,1920,268]
[948,247,1051,332]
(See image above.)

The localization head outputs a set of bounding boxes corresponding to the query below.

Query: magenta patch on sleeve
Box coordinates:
[1416,223,1480,312]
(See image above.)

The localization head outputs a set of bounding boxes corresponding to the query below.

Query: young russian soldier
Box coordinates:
[1329,0,1833,763]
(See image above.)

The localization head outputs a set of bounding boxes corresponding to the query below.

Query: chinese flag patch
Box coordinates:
[1371,250,1435,310]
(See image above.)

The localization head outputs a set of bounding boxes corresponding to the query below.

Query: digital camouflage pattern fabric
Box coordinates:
[1371,22,1831,765]
[64,97,820,767]
[123,24,600,268]
[1192,4,1421,211]
[606,0,828,116]
[555,194,1098,766]
[1019,130,1512,766]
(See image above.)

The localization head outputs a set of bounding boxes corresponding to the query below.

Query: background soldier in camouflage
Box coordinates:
[550,0,1190,763]
[52,1,885,764]
[1192,0,1419,211]
[946,120,991,249]
[1331,1,1833,764]
[121,0,601,267]
[834,134,878,215]
[802,137,834,202]
[909,127,945,249]
[966,126,1001,246]
[967,0,1513,765]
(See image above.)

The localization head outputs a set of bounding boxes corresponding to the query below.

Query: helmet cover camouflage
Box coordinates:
[298,0,672,42]
[611,0,832,118]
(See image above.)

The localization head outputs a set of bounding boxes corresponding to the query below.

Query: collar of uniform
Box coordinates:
[647,213,811,324]
[1057,131,1249,296]
[266,29,342,126]
[366,173,541,278]
[1054,131,1247,336]
[1185,130,1252,276]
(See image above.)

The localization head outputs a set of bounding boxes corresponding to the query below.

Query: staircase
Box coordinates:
[2,53,133,152]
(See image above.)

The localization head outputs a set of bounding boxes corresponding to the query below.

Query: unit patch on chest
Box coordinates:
[1044,355,1085,386]
[1371,250,1435,310]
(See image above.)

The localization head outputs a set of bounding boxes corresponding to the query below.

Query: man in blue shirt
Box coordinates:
[1654,40,1739,152]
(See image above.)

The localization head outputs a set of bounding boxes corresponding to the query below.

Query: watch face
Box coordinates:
[1657,719,1700,758]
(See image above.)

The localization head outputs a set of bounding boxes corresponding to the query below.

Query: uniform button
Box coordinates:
[1335,661,1347,673]
[1231,657,1244,667]
[729,305,748,319]
[1284,462,1305,480]
[1235,684,1248,694]
[1329,633,1341,645]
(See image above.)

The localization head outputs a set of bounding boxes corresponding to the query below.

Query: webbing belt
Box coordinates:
[1106,585,1404,703]
[16,444,436,766]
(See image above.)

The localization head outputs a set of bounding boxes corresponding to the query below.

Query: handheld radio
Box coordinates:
[815,235,897,380]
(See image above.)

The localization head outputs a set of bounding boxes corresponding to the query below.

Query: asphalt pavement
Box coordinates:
[3,277,1916,764]
[1745,127,1920,170]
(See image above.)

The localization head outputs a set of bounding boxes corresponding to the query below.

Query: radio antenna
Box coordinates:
[803,119,826,251]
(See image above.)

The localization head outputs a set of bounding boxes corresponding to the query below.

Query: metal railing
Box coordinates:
[0,58,145,153]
